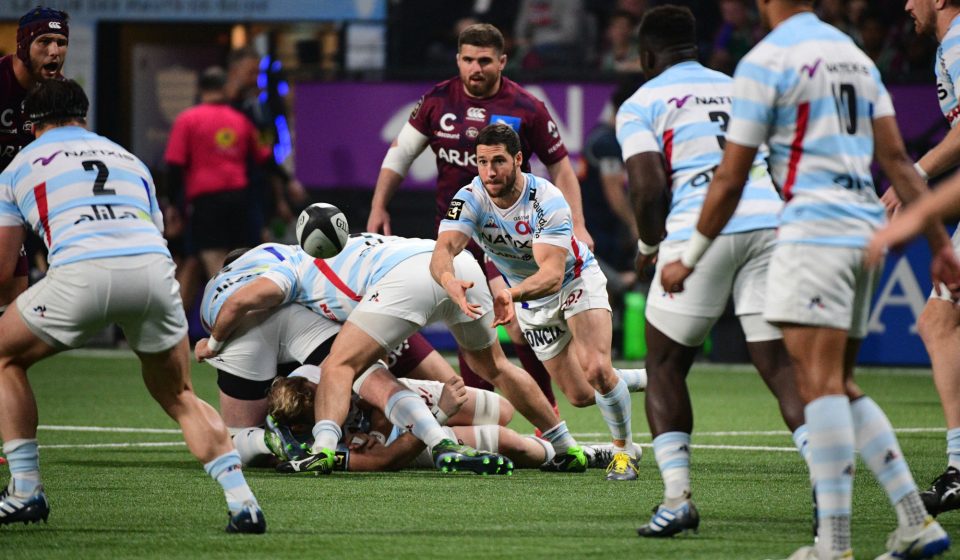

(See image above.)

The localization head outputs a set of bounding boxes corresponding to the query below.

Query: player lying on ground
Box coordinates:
[266,364,615,472]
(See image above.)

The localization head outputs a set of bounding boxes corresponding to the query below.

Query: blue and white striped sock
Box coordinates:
[947,427,960,471]
[806,395,854,556]
[615,368,647,392]
[541,421,577,454]
[653,431,691,507]
[204,450,257,514]
[792,424,814,482]
[311,420,342,454]
[595,378,633,454]
[385,390,447,448]
[3,439,40,497]
[851,397,925,529]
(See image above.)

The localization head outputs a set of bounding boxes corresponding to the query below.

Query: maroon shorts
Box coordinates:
[15,246,28,277]
[385,332,435,378]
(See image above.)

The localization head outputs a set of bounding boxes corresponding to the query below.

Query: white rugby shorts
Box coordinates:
[17,254,186,353]
[764,243,877,338]
[515,263,611,361]
[205,304,340,382]
[646,229,780,346]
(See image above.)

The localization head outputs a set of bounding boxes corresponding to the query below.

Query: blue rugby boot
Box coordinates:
[226,501,266,534]
[637,500,700,538]
[0,485,49,527]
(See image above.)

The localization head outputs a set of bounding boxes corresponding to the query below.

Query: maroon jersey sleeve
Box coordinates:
[0,56,32,171]
[407,84,444,137]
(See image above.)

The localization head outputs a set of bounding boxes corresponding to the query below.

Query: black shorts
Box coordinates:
[188,190,252,254]
[217,335,336,401]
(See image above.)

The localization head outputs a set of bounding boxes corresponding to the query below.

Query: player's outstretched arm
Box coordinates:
[369,123,430,234]
[546,157,594,249]
[430,230,482,318]
[493,244,565,327]
[918,118,960,181]
[660,141,757,293]
[346,432,425,472]
[197,277,286,361]
[367,168,402,234]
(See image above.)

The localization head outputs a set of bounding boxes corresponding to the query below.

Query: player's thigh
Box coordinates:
[327,318,398,374]
[403,350,457,382]
[649,237,737,320]
[111,255,189,354]
[0,302,59,369]
[219,390,269,428]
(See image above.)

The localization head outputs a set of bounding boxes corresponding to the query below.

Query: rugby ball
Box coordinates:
[296,203,349,259]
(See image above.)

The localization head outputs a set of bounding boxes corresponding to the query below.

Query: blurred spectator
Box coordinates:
[859,11,902,79]
[708,0,758,76]
[514,0,591,70]
[600,10,642,74]
[818,0,858,40]
[164,66,269,311]
[579,79,643,352]
[226,47,307,243]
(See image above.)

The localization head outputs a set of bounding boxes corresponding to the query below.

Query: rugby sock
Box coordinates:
[851,397,926,529]
[3,439,40,497]
[204,450,257,514]
[806,395,854,557]
[527,436,557,466]
[229,427,271,465]
[653,431,691,508]
[385,390,448,448]
[792,424,814,480]
[514,343,558,406]
[595,378,634,455]
[541,421,577,454]
[616,368,647,392]
[947,427,960,471]
[311,420,342,453]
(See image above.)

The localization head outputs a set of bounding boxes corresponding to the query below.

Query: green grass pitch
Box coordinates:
[2,352,957,559]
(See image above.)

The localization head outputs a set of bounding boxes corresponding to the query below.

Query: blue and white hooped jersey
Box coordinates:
[438,173,596,308]
[200,243,304,331]
[263,233,436,322]
[936,14,960,127]
[616,61,782,241]
[0,126,169,266]
[726,12,894,248]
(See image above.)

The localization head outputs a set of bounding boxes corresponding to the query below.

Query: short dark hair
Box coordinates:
[222,247,251,268]
[458,23,504,54]
[476,123,521,157]
[638,5,696,53]
[23,78,88,128]
[199,66,226,92]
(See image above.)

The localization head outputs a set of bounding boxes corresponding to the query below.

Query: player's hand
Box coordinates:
[880,188,902,220]
[660,260,693,293]
[575,224,595,251]
[347,433,380,452]
[865,210,928,268]
[194,338,215,362]
[931,244,960,299]
[443,277,482,319]
[635,250,658,282]
[492,288,515,327]
[286,178,308,206]
[438,376,468,418]
[366,207,392,235]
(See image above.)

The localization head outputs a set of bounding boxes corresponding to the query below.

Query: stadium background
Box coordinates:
[0,0,946,365]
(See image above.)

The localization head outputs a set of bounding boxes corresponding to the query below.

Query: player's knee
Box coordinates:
[563,387,594,408]
[581,359,609,388]
[917,305,950,343]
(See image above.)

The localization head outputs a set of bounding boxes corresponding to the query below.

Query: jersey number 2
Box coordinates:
[82,160,115,196]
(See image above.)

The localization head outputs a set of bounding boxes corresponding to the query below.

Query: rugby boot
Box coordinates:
[226,501,266,534]
[0,485,49,526]
[264,415,311,461]
[637,500,700,538]
[275,448,336,475]
[432,439,513,475]
[875,516,950,559]
[539,445,588,473]
[920,467,960,517]
[605,452,640,481]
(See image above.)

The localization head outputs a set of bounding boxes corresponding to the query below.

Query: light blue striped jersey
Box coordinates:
[936,14,960,127]
[0,126,168,266]
[200,243,304,331]
[726,12,894,247]
[615,61,782,241]
[262,233,436,322]
[438,173,596,308]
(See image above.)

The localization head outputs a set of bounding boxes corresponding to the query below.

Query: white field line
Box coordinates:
[29,425,944,452]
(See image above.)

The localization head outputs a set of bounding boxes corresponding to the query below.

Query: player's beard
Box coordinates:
[30,55,63,81]
[487,165,519,202]
[463,72,496,98]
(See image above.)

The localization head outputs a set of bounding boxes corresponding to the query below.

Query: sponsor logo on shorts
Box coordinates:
[523,326,566,348]
[368,291,380,302]
[808,296,825,310]
[32,305,46,317]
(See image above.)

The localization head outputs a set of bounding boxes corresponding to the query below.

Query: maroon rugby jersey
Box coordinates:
[408,76,569,227]
[0,55,32,171]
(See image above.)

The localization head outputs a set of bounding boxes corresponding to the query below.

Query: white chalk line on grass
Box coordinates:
[30,425,945,452]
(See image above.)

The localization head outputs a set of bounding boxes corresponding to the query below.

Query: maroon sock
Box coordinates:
[514,342,557,407]
[457,350,495,392]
